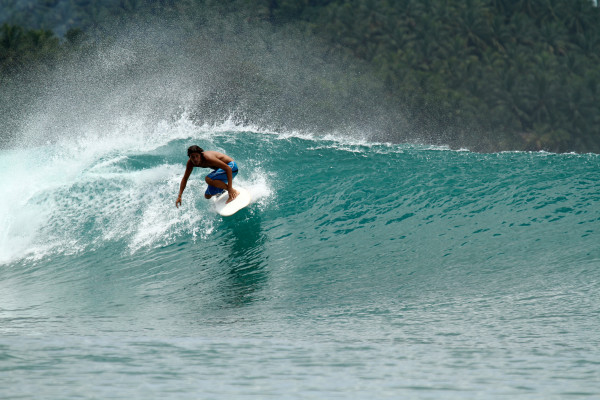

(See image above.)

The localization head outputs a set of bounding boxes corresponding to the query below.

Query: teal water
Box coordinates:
[1,122,599,399]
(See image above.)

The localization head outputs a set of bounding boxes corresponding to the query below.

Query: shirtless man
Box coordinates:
[176,145,239,207]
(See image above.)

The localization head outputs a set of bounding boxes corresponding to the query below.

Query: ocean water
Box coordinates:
[1,120,599,399]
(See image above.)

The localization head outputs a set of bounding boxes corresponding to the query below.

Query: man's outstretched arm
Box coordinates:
[176,162,193,208]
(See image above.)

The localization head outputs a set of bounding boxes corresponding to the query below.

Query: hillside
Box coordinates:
[1,0,599,152]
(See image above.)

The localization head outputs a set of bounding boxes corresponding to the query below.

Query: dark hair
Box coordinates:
[187,145,204,157]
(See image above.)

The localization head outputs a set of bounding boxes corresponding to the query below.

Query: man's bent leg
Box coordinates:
[205,177,228,190]
[206,176,239,203]
[205,177,227,200]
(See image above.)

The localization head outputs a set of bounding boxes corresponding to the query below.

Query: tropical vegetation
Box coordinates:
[1,0,599,152]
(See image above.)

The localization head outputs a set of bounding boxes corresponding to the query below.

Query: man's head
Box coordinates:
[187,145,204,157]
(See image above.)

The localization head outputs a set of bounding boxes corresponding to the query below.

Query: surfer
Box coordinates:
[176,145,239,207]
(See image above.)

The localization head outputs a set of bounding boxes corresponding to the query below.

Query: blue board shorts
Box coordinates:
[205,161,238,196]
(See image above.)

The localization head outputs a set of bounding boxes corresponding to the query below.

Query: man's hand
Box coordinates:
[176,196,182,208]
[226,188,239,204]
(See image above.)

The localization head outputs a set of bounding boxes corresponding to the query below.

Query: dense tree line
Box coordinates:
[255,0,600,152]
[0,24,86,77]
[1,0,599,152]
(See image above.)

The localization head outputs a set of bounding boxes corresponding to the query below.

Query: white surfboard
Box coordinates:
[213,187,252,216]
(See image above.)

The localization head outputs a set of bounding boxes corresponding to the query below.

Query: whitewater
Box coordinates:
[1,114,599,398]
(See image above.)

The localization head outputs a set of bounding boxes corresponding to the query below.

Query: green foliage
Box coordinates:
[1,0,600,151]
[295,0,600,152]
[0,23,62,76]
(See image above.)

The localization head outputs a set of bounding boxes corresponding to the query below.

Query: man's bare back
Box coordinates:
[189,151,233,169]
